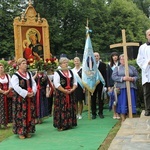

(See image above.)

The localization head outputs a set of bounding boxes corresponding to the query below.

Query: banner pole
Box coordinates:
[88,91,91,120]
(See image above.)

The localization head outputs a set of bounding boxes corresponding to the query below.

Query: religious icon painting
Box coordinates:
[22,26,44,61]
[13,2,51,61]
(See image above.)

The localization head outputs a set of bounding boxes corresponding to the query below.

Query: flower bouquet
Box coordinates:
[28,57,58,74]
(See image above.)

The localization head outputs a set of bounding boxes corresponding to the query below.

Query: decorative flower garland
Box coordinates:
[0,57,58,76]
[28,57,58,73]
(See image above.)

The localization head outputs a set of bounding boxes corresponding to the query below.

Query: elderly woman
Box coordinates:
[111,54,138,123]
[11,58,37,139]
[53,57,77,131]
[0,63,12,128]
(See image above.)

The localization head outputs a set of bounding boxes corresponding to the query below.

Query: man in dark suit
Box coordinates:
[91,52,107,119]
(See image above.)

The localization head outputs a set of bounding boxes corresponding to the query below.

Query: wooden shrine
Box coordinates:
[13,1,51,61]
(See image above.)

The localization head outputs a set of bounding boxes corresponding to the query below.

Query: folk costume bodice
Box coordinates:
[0,74,10,91]
[57,70,74,89]
[14,72,32,90]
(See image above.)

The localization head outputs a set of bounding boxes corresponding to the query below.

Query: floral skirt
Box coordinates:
[53,90,77,129]
[0,95,12,126]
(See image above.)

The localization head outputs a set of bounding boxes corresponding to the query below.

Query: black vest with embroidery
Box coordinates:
[14,72,32,90]
[57,70,74,88]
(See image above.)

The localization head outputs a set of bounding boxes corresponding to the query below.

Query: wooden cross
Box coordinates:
[110,29,139,118]
[28,0,32,4]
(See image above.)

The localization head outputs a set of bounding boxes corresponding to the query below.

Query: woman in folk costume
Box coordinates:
[72,57,85,120]
[11,58,37,139]
[107,52,120,119]
[53,57,77,131]
[0,63,13,129]
[111,54,138,123]
[34,71,50,124]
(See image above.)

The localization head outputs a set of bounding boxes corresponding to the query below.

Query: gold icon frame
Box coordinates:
[13,3,51,60]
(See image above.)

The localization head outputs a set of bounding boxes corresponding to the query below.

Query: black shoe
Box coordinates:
[92,115,96,119]
[99,114,104,119]
[145,111,150,116]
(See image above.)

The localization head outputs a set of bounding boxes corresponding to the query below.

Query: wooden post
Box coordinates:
[87,91,91,120]
[110,29,139,118]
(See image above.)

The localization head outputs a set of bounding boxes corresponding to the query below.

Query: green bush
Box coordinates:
[129,59,144,114]
[0,60,9,72]
[0,60,17,76]
[68,59,75,69]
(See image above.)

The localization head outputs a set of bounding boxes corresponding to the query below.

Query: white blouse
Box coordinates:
[53,70,77,89]
[11,71,37,98]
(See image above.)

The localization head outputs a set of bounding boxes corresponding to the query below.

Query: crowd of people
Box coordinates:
[1,28,150,139]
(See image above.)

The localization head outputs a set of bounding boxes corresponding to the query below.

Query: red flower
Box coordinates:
[12,63,17,69]
[27,60,30,65]
[46,58,49,62]
[50,58,55,62]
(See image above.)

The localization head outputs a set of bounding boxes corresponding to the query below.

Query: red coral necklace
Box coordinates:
[0,74,5,79]
[18,70,27,78]
[62,70,69,78]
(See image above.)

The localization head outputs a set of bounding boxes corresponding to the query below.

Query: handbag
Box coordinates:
[114,87,120,95]
[113,83,120,106]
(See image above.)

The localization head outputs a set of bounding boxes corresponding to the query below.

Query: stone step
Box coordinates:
[108,110,150,150]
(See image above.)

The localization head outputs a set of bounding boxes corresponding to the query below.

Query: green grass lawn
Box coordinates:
[0,105,121,150]
[0,92,143,150]
[0,121,121,150]
[0,124,13,142]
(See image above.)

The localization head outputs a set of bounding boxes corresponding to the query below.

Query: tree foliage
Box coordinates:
[0,0,150,60]
[108,0,150,44]
[133,0,150,17]
[0,0,27,59]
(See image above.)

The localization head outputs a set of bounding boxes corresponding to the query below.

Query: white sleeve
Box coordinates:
[53,72,61,88]
[11,74,28,98]
[136,45,150,72]
[72,73,77,86]
[7,74,13,88]
[48,74,54,82]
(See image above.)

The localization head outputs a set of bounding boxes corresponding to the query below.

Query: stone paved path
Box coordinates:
[108,110,150,150]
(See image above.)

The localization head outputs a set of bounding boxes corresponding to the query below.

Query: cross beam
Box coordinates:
[110,29,139,118]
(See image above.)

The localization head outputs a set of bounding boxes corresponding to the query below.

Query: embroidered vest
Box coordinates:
[14,72,32,89]
[57,70,74,88]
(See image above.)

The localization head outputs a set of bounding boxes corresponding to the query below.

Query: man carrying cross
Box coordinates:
[137,29,150,116]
